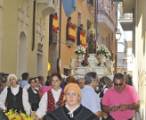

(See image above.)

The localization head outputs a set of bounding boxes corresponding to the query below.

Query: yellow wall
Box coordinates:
[2,0,18,73]
[0,0,3,71]
[0,0,51,78]
[0,0,115,78]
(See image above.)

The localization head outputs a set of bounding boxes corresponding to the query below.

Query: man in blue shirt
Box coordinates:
[81,72,102,117]
[19,72,29,88]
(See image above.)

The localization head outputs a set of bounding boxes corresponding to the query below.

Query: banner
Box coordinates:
[68,23,76,41]
[62,0,76,17]
[80,31,87,46]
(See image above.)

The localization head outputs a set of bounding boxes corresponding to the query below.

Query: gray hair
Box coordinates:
[84,72,97,85]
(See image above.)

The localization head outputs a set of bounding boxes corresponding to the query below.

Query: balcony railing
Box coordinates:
[119,13,133,23]
[97,0,116,32]
[37,0,57,14]
[117,52,127,68]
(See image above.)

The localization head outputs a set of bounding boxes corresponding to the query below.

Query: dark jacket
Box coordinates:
[5,87,25,113]
[43,105,99,120]
[28,87,40,111]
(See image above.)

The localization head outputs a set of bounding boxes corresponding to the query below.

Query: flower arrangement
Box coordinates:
[75,45,86,55]
[96,44,111,59]
[5,110,33,120]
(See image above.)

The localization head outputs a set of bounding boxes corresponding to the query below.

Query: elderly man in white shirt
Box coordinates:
[0,74,31,115]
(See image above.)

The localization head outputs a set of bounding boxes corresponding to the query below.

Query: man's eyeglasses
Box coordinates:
[114,83,123,86]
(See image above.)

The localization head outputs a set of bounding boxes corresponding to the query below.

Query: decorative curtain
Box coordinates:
[80,30,87,47]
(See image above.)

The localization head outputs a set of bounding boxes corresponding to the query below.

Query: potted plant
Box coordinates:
[75,45,86,55]
[74,45,86,67]
[96,44,111,58]
[96,44,111,66]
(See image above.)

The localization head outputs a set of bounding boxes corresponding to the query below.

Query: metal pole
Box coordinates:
[32,0,36,51]
[115,0,119,73]
[57,0,62,74]
[95,0,98,49]
[59,0,62,59]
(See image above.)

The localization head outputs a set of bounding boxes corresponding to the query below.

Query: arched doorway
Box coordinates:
[18,32,27,76]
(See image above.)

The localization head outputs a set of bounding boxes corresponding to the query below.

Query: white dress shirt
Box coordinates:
[0,85,31,115]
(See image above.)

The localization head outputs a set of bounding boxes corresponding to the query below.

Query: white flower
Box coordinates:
[96,44,111,59]
[75,45,86,55]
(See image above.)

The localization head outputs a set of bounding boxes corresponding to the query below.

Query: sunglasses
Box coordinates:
[114,83,123,86]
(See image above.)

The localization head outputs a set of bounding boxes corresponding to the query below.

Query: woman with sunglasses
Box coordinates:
[102,73,139,120]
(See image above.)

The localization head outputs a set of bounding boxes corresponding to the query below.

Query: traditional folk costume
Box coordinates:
[27,87,40,111]
[0,85,31,115]
[47,89,64,112]
[36,88,64,118]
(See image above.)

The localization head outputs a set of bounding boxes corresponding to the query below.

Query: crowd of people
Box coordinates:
[0,72,139,120]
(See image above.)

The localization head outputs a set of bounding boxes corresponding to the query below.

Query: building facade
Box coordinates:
[60,0,96,73]
[59,0,117,74]
[0,0,117,79]
[123,0,146,119]
[0,0,58,78]
[97,0,116,64]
